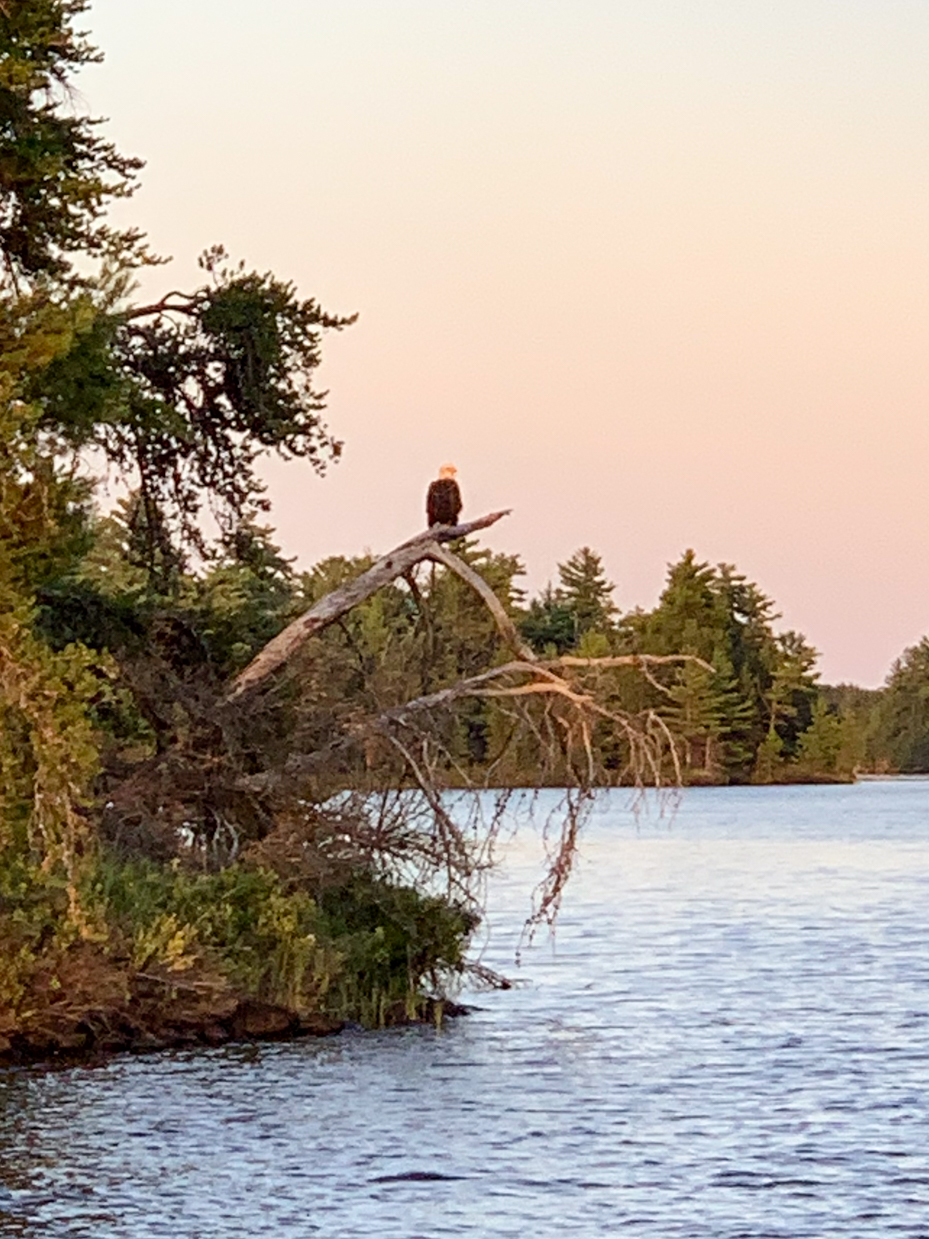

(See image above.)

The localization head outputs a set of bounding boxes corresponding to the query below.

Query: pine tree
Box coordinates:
[664,659,726,776]
[795,698,845,777]
[0,0,147,288]
[520,585,576,654]
[629,551,820,782]
[635,549,718,659]
[875,638,929,772]
[762,629,819,762]
[557,547,617,641]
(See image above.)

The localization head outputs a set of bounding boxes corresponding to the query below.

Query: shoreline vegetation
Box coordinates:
[3,3,928,1070]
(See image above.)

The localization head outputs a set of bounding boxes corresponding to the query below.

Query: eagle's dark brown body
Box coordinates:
[427,477,462,526]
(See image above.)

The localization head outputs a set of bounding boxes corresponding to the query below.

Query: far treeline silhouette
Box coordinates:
[533,546,929,781]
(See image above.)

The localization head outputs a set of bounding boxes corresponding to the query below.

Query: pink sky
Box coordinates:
[81,1,929,686]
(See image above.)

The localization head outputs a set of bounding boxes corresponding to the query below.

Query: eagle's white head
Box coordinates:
[439,463,457,480]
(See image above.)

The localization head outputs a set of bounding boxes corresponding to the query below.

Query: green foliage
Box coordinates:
[93,859,325,1010]
[0,605,105,925]
[32,248,355,570]
[90,856,474,1023]
[0,403,91,600]
[0,15,115,954]
[521,584,576,655]
[427,542,526,680]
[557,546,616,638]
[4,9,352,576]
[663,658,731,779]
[521,548,616,654]
[752,727,785,784]
[0,600,106,1020]
[286,543,531,777]
[1,3,377,1042]
[820,682,883,772]
[0,0,146,286]
[0,849,74,1015]
[316,874,477,1024]
[517,544,850,784]
[794,698,846,778]
[22,504,310,779]
[627,550,820,782]
[184,520,297,673]
[0,306,97,607]
[765,629,819,758]
[873,638,929,772]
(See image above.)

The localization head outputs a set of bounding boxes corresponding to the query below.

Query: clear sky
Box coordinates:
[79,1,929,686]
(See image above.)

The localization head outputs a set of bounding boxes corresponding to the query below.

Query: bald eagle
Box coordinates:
[427,463,462,527]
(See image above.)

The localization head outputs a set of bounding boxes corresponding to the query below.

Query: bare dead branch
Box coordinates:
[227,510,512,700]
[552,654,714,673]
[123,292,201,319]
[426,543,537,662]
[240,652,687,799]
[107,507,694,962]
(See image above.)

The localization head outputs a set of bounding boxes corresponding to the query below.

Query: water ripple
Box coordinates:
[1,782,928,1236]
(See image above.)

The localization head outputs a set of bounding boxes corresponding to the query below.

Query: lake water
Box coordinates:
[2,781,928,1238]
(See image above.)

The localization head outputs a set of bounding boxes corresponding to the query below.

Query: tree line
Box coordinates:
[518,546,929,781]
[276,539,919,787]
[523,546,837,783]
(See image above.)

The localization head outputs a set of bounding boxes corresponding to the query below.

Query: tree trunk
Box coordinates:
[226,511,512,701]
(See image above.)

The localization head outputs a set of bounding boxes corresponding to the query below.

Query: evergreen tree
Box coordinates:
[0,0,132,928]
[663,659,725,776]
[634,550,718,659]
[795,698,846,778]
[664,657,753,779]
[629,551,820,782]
[875,638,929,772]
[1,0,354,922]
[31,245,355,574]
[520,585,576,654]
[763,629,819,761]
[4,5,354,577]
[557,546,616,641]
[820,682,883,772]
[1,0,147,287]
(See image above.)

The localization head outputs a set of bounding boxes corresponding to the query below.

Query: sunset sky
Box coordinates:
[81,1,929,686]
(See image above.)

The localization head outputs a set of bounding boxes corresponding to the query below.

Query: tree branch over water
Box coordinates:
[105,512,697,947]
[227,511,513,699]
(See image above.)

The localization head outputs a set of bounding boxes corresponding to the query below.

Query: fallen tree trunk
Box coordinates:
[103,506,703,940]
[227,510,512,700]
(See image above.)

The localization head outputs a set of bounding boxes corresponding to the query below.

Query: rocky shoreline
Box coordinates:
[0,996,468,1070]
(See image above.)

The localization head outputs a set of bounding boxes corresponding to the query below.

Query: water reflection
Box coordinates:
[1,783,928,1237]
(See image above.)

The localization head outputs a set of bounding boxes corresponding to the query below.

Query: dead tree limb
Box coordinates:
[104,504,701,950]
[226,510,512,700]
[238,653,705,796]
[425,543,537,662]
